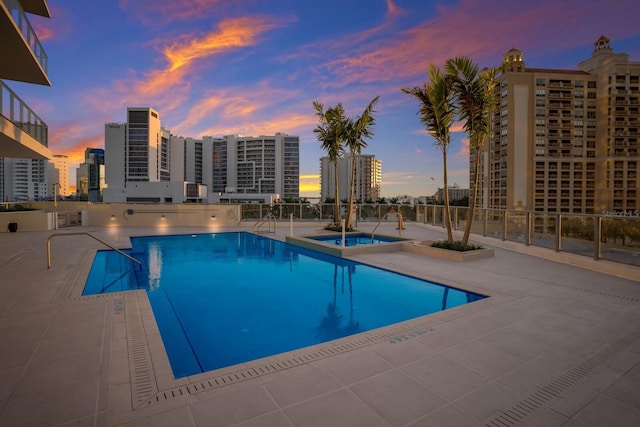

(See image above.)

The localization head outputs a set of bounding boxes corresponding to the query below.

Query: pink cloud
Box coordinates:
[312,0,640,88]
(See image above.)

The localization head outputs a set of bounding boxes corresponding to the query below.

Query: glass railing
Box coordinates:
[0,80,48,146]
[4,0,48,73]
[238,203,640,267]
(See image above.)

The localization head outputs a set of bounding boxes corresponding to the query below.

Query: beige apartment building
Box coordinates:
[475,36,639,218]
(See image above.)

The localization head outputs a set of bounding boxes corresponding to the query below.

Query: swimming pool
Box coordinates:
[84,232,485,378]
[309,232,402,246]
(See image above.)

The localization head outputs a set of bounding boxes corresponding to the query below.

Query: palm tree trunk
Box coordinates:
[333,159,340,224]
[443,151,454,243]
[345,154,356,229]
[462,139,481,246]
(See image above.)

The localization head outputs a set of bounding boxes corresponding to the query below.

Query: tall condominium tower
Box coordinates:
[320,154,381,203]
[105,107,170,188]
[475,36,639,216]
[169,134,299,201]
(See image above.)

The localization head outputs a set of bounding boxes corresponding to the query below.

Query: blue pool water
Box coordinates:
[309,233,404,246]
[83,232,485,378]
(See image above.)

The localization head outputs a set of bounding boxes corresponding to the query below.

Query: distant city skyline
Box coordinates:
[12,0,640,197]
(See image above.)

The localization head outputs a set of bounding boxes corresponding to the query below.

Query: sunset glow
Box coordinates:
[21,0,639,198]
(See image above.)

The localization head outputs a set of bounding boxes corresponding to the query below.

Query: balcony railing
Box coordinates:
[0,80,48,146]
[238,203,640,267]
[4,0,48,74]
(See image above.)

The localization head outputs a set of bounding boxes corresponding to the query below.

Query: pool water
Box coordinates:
[309,233,403,246]
[83,232,485,378]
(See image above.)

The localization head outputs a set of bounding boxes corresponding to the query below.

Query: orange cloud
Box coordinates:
[110,16,291,114]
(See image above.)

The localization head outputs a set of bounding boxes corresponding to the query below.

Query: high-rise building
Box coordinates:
[475,36,639,216]
[76,148,104,201]
[49,154,69,197]
[1,0,53,201]
[104,107,299,202]
[320,154,381,203]
[174,133,300,202]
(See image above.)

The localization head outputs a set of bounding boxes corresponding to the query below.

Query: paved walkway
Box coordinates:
[0,223,639,426]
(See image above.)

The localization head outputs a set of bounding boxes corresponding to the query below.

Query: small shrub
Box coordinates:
[431,240,483,252]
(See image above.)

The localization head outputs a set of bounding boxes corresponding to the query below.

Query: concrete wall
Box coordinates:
[2,202,242,231]
[1,210,54,232]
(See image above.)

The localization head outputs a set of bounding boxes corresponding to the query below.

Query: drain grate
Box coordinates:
[124,294,158,407]
[139,295,515,407]
[484,331,640,426]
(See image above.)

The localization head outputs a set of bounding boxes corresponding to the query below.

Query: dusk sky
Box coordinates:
[13,0,640,197]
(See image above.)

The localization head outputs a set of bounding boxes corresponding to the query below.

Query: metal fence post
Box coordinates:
[594,216,601,260]
[502,210,508,241]
[525,211,531,246]
[555,213,562,252]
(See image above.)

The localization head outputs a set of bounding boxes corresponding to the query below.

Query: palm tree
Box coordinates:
[445,57,497,246]
[402,65,456,243]
[313,101,347,225]
[344,96,380,229]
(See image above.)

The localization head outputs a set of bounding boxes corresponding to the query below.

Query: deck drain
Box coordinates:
[124,294,158,407]
[137,295,515,407]
[484,331,640,426]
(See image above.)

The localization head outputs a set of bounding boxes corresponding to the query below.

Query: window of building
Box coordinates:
[536,99,546,106]
[588,81,597,88]
[574,130,583,137]
[536,119,546,126]
[536,129,545,136]
[536,139,545,146]
[536,109,545,117]
[536,149,545,156]
[574,100,583,108]
[587,92,596,99]
[575,80,584,88]
[536,89,546,96]
[573,120,583,127]
[501,129,508,136]
[575,90,584,98]
[536,79,546,86]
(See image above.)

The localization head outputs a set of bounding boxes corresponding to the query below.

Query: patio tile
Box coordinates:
[455,382,517,421]
[480,327,555,362]
[550,385,599,418]
[443,340,523,378]
[262,365,341,408]
[0,377,99,427]
[572,394,640,427]
[13,351,101,396]
[231,410,292,427]
[350,370,447,426]
[602,365,640,410]
[189,386,277,427]
[521,409,570,427]
[402,354,488,401]
[315,349,393,386]
[123,407,194,427]
[283,388,388,427]
[405,403,478,427]
[497,360,554,394]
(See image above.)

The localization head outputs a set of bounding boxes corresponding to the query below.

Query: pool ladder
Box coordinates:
[46,232,142,269]
[252,214,276,234]
[371,211,404,240]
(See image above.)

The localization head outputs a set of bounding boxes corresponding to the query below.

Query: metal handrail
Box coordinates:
[372,211,402,240]
[47,232,141,269]
[252,214,276,234]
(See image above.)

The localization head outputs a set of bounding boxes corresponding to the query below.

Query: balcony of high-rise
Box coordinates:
[0,0,51,159]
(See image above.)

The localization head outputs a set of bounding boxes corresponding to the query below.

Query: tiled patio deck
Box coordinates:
[0,222,639,426]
